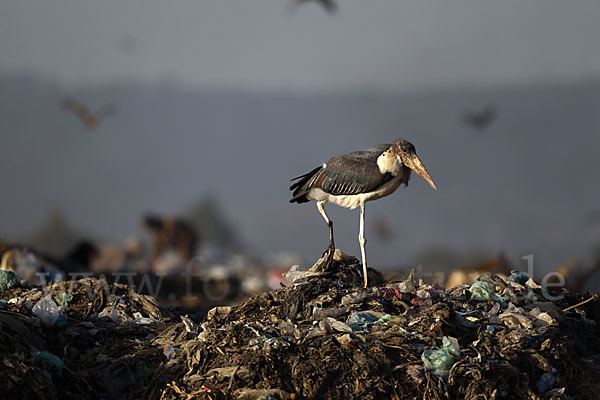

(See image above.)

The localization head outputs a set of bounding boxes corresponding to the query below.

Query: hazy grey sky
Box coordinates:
[1,1,600,91]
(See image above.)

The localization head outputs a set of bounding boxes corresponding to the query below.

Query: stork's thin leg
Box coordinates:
[316,201,334,250]
[359,203,368,288]
[316,201,335,268]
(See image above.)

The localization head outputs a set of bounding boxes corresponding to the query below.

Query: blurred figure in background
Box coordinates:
[61,239,100,273]
[143,213,199,274]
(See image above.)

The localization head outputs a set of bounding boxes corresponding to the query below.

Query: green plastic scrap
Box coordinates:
[376,314,391,324]
[469,281,508,302]
[421,336,459,371]
[31,351,64,370]
[0,270,17,291]
[54,291,73,307]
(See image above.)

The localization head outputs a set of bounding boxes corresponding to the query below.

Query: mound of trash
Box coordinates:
[1,250,599,399]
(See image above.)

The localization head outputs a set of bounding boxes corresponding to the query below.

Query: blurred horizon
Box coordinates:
[2,72,600,273]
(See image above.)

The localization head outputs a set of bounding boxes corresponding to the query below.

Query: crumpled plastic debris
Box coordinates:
[163,344,176,360]
[131,312,160,325]
[421,336,460,374]
[499,303,533,329]
[376,314,391,324]
[341,291,368,305]
[319,317,350,333]
[391,279,417,294]
[507,270,530,285]
[529,307,556,327]
[32,294,60,327]
[469,281,508,302]
[416,284,442,299]
[283,264,323,283]
[348,311,379,331]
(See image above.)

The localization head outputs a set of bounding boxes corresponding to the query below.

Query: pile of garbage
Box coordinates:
[1,250,599,399]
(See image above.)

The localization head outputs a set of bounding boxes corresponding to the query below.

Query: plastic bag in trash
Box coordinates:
[421,336,460,372]
[348,311,379,331]
[32,294,60,327]
[469,281,508,302]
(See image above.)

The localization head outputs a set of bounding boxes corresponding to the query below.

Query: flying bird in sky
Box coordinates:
[461,104,497,131]
[290,138,437,287]
[61,98,117,130]
[291,0,337,15]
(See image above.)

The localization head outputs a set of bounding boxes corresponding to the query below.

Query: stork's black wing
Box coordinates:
[290,144,392,203]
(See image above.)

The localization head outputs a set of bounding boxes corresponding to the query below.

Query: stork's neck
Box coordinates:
[377,150,402,176]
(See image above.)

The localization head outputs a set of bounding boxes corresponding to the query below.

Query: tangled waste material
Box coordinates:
[0,250,599,399]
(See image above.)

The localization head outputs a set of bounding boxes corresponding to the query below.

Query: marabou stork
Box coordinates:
[290,138,436,287]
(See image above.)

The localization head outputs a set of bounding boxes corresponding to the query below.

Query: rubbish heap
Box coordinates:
[1,251,600,399]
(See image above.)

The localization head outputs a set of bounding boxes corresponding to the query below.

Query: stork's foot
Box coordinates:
[313,245,335,272]
[321,244,335,265]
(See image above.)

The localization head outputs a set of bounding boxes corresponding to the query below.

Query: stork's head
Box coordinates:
[393,138,437,190]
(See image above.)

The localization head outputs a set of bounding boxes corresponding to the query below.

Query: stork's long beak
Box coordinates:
[403,153,437,190]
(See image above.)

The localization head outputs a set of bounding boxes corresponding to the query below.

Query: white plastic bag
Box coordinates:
[32,294,59,327]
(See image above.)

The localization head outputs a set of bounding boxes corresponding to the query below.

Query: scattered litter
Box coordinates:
[0,252,599,399]
[508,270,530,285]
[325,317,353,333]
[348,311,379,331]
[499,303,534,329]
[32,294,60,327]
[469,281,508,302]
[421,336,460,374]
[283,264,322,283]
[163,344,176,360]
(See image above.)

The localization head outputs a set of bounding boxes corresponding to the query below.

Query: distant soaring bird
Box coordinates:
[290,138,437,287]
[61,98,117,130]
[461,104,497,131]
[292,0,337,14]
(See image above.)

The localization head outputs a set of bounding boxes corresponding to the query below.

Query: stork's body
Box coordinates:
[290,138,436,287]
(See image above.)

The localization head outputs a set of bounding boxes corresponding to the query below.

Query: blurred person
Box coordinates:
[90,236,146,274]
[143,213,198,272]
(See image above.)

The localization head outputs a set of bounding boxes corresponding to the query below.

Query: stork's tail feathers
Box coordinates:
[289,166,321,203]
